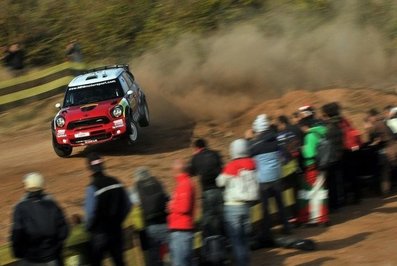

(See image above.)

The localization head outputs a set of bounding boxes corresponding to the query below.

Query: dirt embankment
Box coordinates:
[1,87,397,265]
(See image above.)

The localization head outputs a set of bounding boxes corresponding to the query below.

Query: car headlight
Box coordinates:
[55,116,66,128]
[112,106,123,118]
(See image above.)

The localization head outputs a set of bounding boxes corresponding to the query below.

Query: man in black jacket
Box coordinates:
[11,172,69,265]
[85,153,132,266]
[189,138,223,237]
[321,103,345,211]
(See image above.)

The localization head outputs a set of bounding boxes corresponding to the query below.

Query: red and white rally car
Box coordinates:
[51,65,149,157]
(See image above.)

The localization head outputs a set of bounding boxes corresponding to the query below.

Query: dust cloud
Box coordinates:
[133,1,397,122]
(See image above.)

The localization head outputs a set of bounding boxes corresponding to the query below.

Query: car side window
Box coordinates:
[122,73,134,91]
[119,76,130,94]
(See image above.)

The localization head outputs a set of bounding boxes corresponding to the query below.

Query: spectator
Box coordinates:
[4,43,24,74]
[168,159,196,266]
[216,139,256,266]
[386,106,397,136]
[321,103,345,211]
[11,172,69,265]
[247,114,291,246]
[278,115,304,144]
[189,138,223,238]
[131,167,169,266]
[85,153,132,266]
[291,111,301,126]
[298,114,329,225]
[332,102,363,204]
[366,109,397,195]
[65,39,83,62]
[277,115,303,163]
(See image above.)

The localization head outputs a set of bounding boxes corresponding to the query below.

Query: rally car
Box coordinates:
[51,65,149,157]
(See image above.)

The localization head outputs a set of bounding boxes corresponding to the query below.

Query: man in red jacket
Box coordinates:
[168,159,196,266]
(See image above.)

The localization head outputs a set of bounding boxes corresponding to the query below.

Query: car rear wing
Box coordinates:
[85,64,130,74]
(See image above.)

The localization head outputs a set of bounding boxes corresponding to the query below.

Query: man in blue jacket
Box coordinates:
[247,114,291,246]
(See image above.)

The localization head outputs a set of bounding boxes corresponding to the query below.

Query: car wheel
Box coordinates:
[52,135,73,157]
[127,118,139,144]
[138,99,150,127]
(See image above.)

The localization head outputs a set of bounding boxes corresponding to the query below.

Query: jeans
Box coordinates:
[169,231,194,266]
[259,181,290,241]
[202,189,224,237]
[146,224,169,266]
[326,161,344,210]
[224,204,251,266]
[90,229,125,266]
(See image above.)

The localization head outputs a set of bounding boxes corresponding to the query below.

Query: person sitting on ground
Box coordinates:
[11,172,69,265]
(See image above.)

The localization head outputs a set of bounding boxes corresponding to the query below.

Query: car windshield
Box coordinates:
[63,79,124,107]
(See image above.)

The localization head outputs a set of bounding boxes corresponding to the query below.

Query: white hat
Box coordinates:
[23,172,45,192]
[252,114,269,133]
[230,139,249,160]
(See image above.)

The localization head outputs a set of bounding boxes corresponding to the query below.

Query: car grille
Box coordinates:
[67,117,110,130]
[70,132,112,145]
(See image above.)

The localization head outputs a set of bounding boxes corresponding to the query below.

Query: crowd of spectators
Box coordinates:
[10,102,397,266]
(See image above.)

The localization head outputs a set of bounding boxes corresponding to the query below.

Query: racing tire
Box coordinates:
[52,135,73,157]
[138,99,150,127]
[126,117,140,144]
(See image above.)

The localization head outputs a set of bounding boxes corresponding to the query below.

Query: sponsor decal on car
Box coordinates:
[113,119,124,128]
[69,80,117,90]
[57,130,67,138]
[74,132,90,138]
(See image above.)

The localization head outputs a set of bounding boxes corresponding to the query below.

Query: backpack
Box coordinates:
[201,235,228,264]
[229,169,259,202]
[340,119,362,150]
[313,132,332,170]
[136,177,168,223]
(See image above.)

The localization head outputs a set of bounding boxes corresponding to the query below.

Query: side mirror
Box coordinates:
[55,103,61,109]
[126,90,133,96]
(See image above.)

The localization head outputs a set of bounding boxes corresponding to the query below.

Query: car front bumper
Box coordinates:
[54,118,128,147]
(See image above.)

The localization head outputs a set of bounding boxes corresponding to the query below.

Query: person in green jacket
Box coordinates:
[297,114,330,225]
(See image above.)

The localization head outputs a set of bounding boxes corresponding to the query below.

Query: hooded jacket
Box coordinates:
[249,130,281,183]
[302,125,328,167]
[216,139,257,204]
[11,191,69,263]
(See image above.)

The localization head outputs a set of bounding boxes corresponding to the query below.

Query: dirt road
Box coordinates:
[1,88,397,265]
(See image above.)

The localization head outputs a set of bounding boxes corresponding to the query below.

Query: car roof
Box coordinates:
[68,67,124,87]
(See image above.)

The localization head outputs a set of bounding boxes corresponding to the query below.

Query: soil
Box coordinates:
[1,88,397,265]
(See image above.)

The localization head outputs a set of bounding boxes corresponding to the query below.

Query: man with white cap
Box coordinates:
[247,114,291,246]
[11,172,69,265]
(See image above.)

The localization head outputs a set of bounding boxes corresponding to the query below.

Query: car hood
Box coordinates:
[58,98,122,121]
